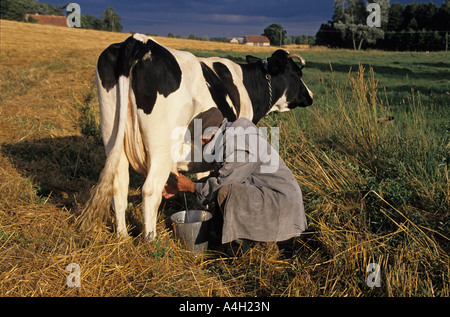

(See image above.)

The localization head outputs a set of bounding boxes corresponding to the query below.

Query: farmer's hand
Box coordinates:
[162,182,179,199]
[162,175,195,199]
[176,174,195,193]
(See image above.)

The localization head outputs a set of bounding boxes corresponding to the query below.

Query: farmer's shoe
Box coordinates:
[225,239,252,257]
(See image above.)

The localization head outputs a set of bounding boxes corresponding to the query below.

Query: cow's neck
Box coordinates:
[240,63,281,124]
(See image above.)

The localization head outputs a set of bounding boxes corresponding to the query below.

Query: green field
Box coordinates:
[0,20,448,297]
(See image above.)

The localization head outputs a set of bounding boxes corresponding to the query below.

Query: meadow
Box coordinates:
[0,20,448,297]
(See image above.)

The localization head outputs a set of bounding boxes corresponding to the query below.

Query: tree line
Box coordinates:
[165,30,316,46]
[81,7,122,32]
[263,23,316,46]
[316,0,450,51]
[0,0,123,32]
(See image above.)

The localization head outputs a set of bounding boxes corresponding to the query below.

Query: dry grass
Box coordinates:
[0,20,448,297]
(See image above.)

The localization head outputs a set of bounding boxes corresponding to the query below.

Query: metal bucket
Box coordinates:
[170,210,212,255]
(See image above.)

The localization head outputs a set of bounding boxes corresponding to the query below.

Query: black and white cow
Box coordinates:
[79,33,313,239]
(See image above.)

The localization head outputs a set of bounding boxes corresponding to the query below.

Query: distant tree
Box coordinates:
[263,23,287,46]
[308,35,316,45]
[333,0,364,49]
[386,3,404,32]
[435,0,450,31]
[210,37,229,42]
[1,0,38,20]
[100,7,122,32]
[167,32,175,38]
[0,0,64,20]
[407,17,419,31]
[0,0,9,19]
[316,21,342,47]
[81,14,101,30]
[334,0,388,50]
[316,0,448,51]
[188,34,197,40]
[416,3,438,30]
[38,2,64,15]
[1,0,125,34]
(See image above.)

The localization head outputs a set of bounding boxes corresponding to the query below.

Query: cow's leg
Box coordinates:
[142,154,172,241]
[112,149,129,238]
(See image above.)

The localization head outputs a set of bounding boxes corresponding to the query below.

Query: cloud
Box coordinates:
[210,14,248,24]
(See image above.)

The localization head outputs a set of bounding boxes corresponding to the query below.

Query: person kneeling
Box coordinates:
[163,110,307,255]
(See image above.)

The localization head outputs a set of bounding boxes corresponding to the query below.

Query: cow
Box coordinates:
[78,33,313,240]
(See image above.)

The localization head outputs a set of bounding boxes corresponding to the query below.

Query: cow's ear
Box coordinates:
[246,55,261,64]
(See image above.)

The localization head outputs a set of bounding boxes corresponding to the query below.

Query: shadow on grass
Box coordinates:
[1,136,104,209]
[307,61,450,81]
[1,136,149,234]
[0,135,209,238]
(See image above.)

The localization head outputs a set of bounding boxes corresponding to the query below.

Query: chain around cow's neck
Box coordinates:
[266,74,273,108]
[261,58,273,108]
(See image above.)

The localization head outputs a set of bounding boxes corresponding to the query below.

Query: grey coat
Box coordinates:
[194,118,307,244]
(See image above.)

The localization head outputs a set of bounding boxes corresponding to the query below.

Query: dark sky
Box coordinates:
[45,0,445,36]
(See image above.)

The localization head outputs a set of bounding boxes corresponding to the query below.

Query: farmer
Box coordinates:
[163,108,307,252]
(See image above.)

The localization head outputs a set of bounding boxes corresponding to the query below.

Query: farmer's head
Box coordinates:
[197,108,224,146]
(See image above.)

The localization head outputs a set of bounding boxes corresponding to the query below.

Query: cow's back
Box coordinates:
[198,57,253,120]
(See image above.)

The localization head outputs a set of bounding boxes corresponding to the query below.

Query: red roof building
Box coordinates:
[25,14,69,27]
[244,35,271,46]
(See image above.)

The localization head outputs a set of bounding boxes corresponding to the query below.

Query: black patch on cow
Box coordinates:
[96,36,182,115]
[200,62,237,121]
[97,37,155,92]
[131,39,182,115]
[240,62,275,124]
[212,62,241,117]
[97,42,122,92]
[283,58,313,109]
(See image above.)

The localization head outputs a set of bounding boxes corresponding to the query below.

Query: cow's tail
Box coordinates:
[77,74,130,233]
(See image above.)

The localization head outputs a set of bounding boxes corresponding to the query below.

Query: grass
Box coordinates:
[270,66,449,296]
[0,20,448,297]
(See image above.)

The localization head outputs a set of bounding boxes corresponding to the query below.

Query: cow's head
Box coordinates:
[247,49,313,114]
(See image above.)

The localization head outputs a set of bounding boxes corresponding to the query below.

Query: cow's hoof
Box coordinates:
[144,231,156,242]
[116,230,130,240]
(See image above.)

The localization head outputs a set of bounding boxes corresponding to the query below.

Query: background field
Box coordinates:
[0,20,448,297]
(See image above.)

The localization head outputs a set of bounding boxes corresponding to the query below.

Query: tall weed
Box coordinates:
[266,65,449,296]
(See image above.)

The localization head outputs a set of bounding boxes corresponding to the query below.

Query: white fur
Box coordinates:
[269,92,289,113]
[302,79,314,100]
[95,35,299,239]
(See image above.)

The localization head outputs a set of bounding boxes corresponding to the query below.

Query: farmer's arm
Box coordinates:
[194,149,260,205]
[162,151,259,200]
